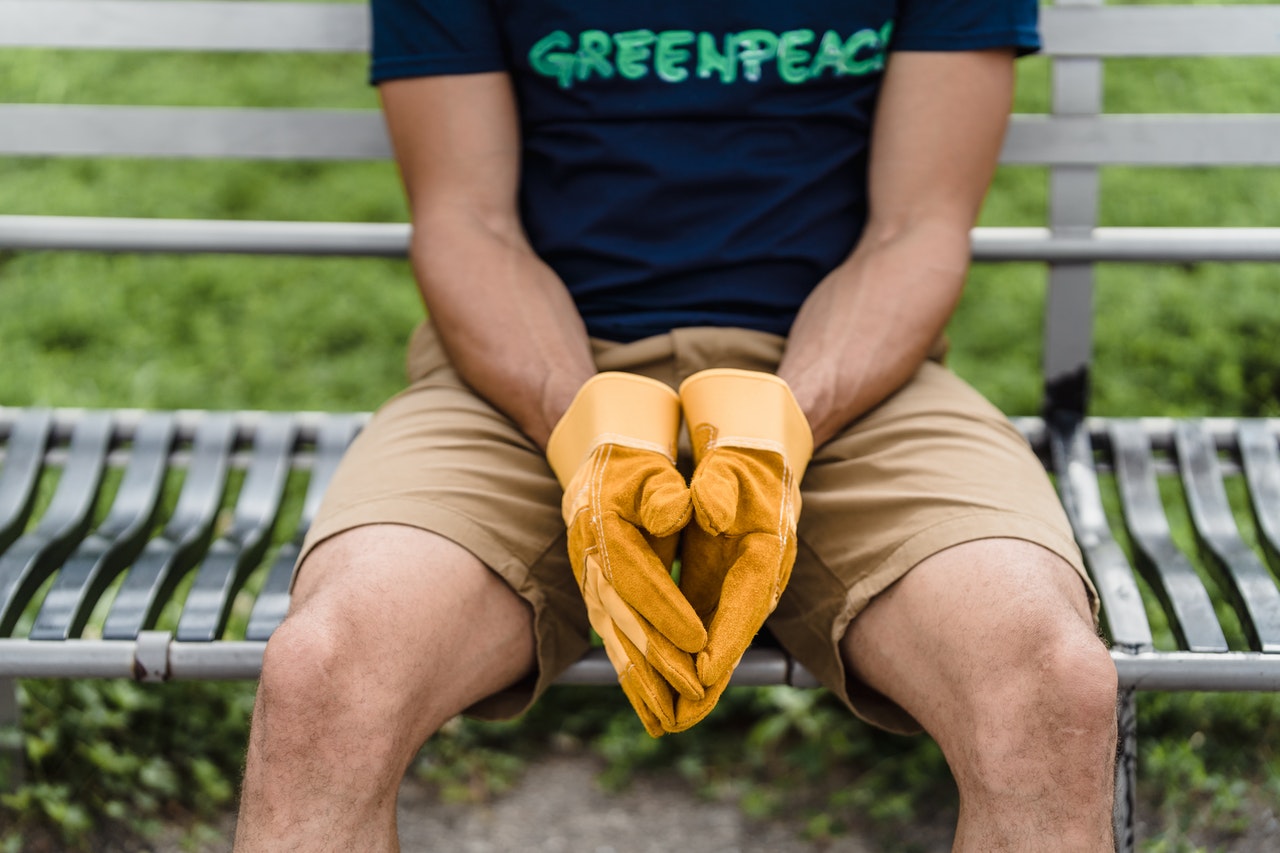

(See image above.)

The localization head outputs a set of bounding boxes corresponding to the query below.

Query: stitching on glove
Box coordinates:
[589,432,676,462]
[704,435,787,456]
[592,444,613,583]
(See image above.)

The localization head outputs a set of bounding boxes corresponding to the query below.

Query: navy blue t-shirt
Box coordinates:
[371,1,1039,342]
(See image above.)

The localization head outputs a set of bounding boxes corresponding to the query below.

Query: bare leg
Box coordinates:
[234,524,537,853]
[841,538,1117,852]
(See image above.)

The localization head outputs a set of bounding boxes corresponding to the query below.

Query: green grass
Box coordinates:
[3,2,1280,849]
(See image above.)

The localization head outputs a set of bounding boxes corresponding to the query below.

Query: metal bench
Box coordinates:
[3,2,1280,849]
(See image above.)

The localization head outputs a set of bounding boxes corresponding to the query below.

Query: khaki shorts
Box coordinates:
[299,322,1094,734]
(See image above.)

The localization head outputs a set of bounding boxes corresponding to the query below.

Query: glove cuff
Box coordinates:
[546,372,681,488]
[679,368,814,479]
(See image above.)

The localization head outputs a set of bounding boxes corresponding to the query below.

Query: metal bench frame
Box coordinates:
[4,2,1280,849]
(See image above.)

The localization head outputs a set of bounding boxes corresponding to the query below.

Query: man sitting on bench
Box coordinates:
[233,1,1120,850]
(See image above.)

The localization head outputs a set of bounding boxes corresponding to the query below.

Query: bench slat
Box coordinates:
[1239,420,1280,575]
[1002,115,1280,166]
[0,409,53,553]
[1049,416,1154,652]
[1041,5,1280,57]
[1175,421,1280,653]
[5,2,1280,59]
[0,0,368,52]
[29,414,177,641]
[0,413,113,636]
[0,106,391,160]
[175,415,298,642]
[101,414,237,640]
[245,414,362,642]
[1110,420,1228,653]
[6,106,1280,166]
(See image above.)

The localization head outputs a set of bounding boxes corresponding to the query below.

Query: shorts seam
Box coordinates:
[298,495,545,585]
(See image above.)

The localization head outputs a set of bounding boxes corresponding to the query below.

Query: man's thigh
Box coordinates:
[291,322,592,720]
[839,537,1097,739]
[766,360,1096,733]
[287,524,540,726]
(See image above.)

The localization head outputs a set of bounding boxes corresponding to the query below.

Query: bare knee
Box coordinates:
[254,608,428,772]
[961,618,1118,793]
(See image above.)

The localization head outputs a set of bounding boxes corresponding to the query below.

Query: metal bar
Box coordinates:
[176,415,297,642]
[0,413,113,637]
[1043,34,1101,418]
[1040,5,1280,57]
[0,106,390,160]
[1175,421,1280,652]
[1239,420,1280,575]
[1113,652,1280,691]
[0,407,370,449]
[30,414,177,640]
[1049,415,1154,651]
[246,415,362,642]
[1113,688,1138,853]
[1002,115,1280,166]
[5,107,1280,166]
[0,641,140,678]
[1109,421,1228,652]
[3,638,1280,693]
[7,2,1280,58]
[975,228,1280,264]
[0,0,369,52]
[0,216,409,256]
[11,217,1280,263]
[0,409,53,553]
[6,410,1275,467]
[102,414,237,639]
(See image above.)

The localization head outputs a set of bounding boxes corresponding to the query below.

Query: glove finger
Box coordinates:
[665,671,733,734]
[599,513,706,652]
[618,675,667,739]
[580,546,701,699]
[696,533,794,687]
[612,626,677,732]
[594,569,703,700]
[641,625,704,701]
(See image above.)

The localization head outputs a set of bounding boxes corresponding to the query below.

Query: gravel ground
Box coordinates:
[149,751,912,853]
[142,749,1280,853]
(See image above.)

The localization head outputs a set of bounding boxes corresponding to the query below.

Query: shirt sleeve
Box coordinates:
[890,0,1040,56]
[369,0,506,84]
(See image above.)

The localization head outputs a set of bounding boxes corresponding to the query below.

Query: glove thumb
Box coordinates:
[638,466,693,538]
[690,455,741,535]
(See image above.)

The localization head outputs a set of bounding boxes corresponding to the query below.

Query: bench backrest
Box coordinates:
[3,0,1280,419]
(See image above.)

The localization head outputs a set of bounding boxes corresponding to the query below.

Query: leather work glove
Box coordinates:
[546,372,709,736]
[671,368,813,732]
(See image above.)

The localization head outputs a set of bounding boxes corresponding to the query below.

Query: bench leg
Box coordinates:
[0,677,22,792]
[1113,687,1138,853]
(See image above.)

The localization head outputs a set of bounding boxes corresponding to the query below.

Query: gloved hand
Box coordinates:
[546,372,708,736]
[670,368,813,732]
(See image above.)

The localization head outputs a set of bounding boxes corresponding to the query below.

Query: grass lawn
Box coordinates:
[3,2,1280,850]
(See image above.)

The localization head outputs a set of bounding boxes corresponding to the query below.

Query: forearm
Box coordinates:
[777,218,970,447]
[411,210,595,449]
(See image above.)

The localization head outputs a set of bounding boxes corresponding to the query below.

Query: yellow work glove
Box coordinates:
[546,372,708,736]
[671,368,813,732]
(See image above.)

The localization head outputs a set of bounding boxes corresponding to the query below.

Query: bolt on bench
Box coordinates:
[3,2,1280,850]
